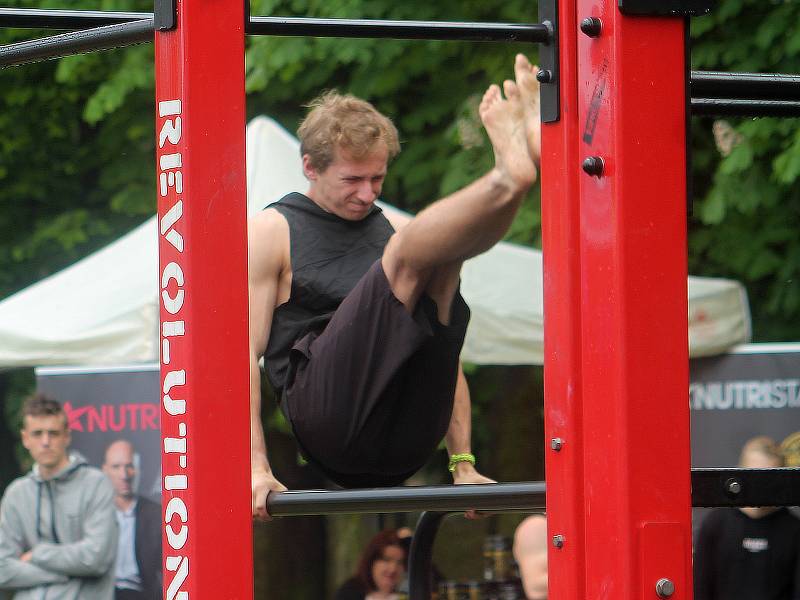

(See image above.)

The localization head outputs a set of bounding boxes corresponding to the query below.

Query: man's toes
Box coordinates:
[486,84,501,102]
[515,55,540,90]
[515,54,532,78]
[480,84,501,114]
[504,79,520,101]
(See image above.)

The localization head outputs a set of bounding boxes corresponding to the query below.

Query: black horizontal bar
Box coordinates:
[0,8,148,29]
[0,8,549,44]
[691,468,800,508]
[267,482,546,516]
[691,70,800,101]
[267,468,800,517]
[691,97,800,117]
[0,19,153,69]
[247,16,550,43]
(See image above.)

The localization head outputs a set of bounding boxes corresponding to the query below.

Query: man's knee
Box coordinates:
[382,234,430,307]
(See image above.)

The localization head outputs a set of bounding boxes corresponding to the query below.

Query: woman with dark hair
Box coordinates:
[334,529,408,600]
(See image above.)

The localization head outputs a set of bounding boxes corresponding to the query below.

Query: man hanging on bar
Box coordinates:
[248,55,542,517]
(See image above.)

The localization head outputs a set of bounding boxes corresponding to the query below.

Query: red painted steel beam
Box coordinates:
[540,0,586,599]
[543,2,692,599]
[155,1,252,598]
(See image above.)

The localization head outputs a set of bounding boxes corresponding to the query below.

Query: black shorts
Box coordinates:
[282,260,470,488]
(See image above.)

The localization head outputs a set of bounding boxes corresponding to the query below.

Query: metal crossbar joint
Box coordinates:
[155,0,176,31]
[538,0,560,123]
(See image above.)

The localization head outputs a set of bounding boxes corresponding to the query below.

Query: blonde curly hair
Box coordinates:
[298,90,400,172]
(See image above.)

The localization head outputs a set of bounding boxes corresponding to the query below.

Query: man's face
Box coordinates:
[102,441,136,500]
[304,144,388,221]
[21,414,70,472]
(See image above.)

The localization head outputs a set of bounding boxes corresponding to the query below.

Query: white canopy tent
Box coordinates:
[0,117,751,368]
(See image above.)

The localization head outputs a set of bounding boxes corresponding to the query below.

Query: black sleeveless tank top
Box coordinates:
[263,193,395,396]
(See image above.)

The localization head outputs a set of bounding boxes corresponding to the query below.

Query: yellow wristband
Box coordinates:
[448,453,476,473]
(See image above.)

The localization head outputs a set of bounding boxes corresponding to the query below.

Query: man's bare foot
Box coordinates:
[514,54,542,164]
[479,81,538,191]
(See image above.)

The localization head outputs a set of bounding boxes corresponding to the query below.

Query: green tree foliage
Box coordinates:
[245,0,542,242]
[1,3,799,595]
[0,0,155,299]
[689,1,800,340]
[3,0,797,341]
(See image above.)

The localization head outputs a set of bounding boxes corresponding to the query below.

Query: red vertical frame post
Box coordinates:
[543,1,693,599]
[540,0,586,599]
[578,2,692,598]
[155,1,253,599]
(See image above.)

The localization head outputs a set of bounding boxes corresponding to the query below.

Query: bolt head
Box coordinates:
[536,69,553,84]
[655,578,675,598]
[580,17,602,37]
[582,156,604,177]
[726,477,742,495]
[552,534,565,549]
[551,438,563,451]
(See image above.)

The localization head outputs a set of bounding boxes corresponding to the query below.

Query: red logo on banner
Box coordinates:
[63,402,160,432]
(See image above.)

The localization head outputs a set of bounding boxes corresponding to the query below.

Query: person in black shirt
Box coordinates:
[248,55,542,516]
[694,436,800,600]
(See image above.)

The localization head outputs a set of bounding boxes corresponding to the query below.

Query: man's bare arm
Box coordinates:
[248,209,289,519]
[446,365,495,485]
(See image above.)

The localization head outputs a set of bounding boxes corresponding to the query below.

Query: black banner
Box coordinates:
[33,345,800,494]
[35,364,161,500]
[690,344,800,467]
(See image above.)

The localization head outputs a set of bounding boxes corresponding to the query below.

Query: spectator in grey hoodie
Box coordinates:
[0,393,118,599]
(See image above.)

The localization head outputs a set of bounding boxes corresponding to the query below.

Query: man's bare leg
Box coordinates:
[383,77,539,314]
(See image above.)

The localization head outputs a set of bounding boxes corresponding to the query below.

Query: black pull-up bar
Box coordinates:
[690,70,800,117]
[0,19,152,68]
[691,98,800,118]
[265,467,800,518]
[0,8,147,29]
[0,8,550,43]
[247,16,549,42]
[0,9,550,68]
[267,481,547,516]
[691,70,800,100]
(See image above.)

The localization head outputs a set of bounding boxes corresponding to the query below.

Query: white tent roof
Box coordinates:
[0,117,751,367]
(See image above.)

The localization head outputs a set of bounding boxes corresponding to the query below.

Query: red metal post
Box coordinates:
[155,1,252,599]
[540,0,586,599]
[543,2,693,599]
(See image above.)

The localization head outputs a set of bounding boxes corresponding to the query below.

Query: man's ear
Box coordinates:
[302,154,318,181]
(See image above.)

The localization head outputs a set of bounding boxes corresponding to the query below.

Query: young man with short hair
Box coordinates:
[0,393,118,599]
[249,55,542,517]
